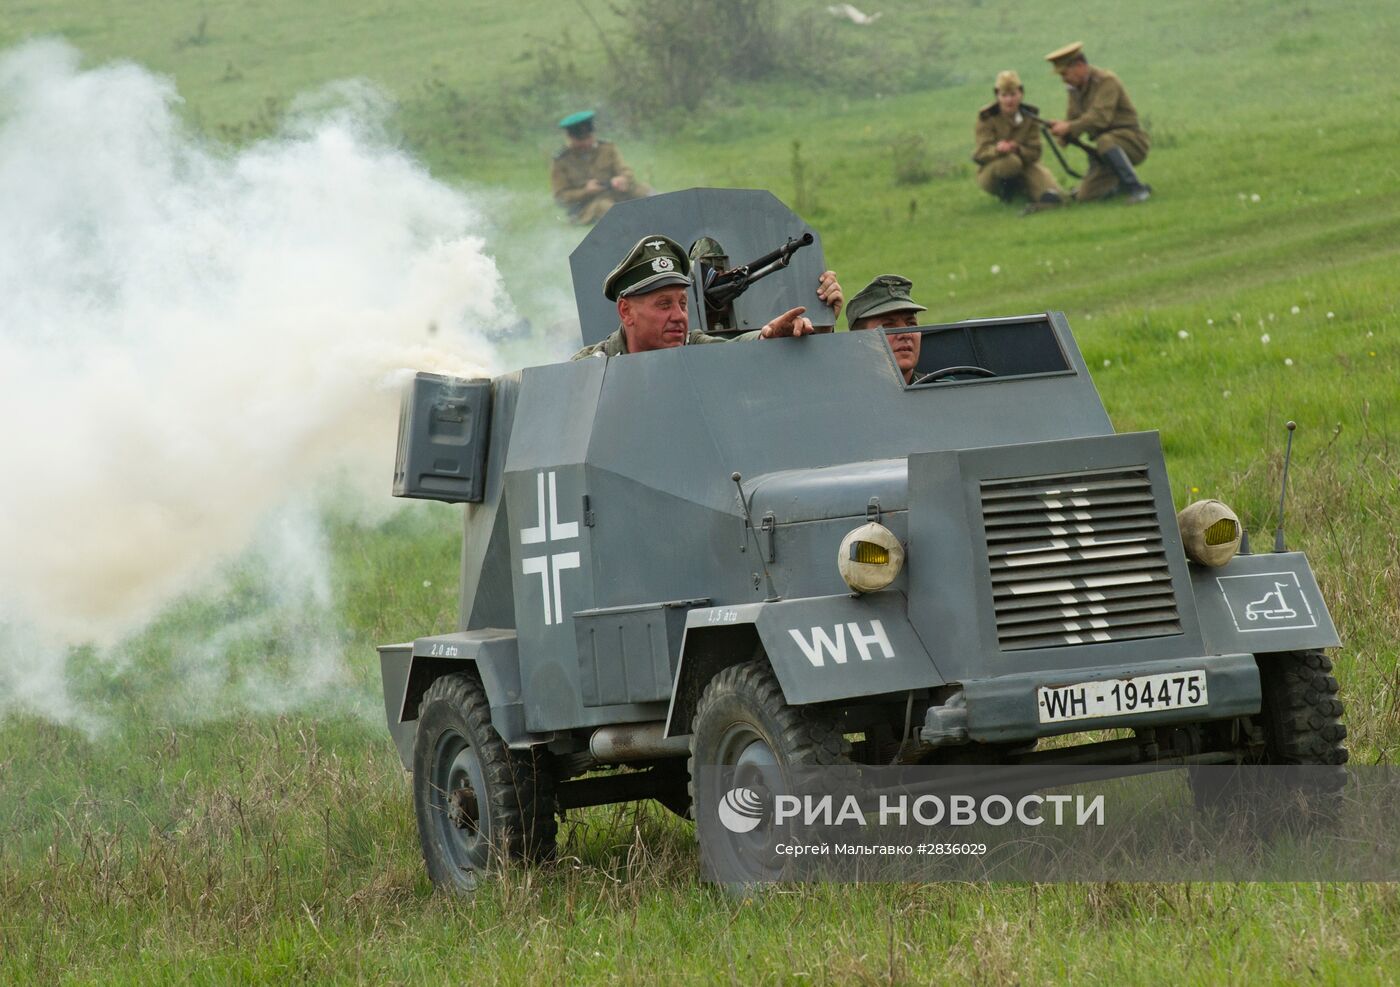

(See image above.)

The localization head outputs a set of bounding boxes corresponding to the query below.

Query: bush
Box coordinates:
[890,132,935,185]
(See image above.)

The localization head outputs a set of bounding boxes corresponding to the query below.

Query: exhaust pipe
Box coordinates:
[589,722,691,763]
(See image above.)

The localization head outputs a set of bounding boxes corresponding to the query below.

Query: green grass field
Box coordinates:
[2,0,1399,982]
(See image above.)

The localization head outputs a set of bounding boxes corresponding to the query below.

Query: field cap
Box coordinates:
[1045,42,1085,72]
[604,235,692,301]
[995,70,1023,93]
[846,275,927,328]
[558,110,597,138]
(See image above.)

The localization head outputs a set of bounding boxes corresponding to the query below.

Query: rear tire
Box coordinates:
[412,673,557,892]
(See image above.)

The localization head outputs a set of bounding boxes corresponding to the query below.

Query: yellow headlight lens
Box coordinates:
[850,541,890,565]
[1204,517,1240,547]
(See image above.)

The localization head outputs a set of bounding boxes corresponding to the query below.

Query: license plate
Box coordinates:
[1037,670,1208,724]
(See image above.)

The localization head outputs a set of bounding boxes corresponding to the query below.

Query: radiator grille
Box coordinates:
[980,468,1181,651]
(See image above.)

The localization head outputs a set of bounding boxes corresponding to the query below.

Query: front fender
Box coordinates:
[1190,551,1341,656]
[664,592,945,737]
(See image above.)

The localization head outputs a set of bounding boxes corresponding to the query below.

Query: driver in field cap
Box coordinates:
[845,275,929,384]
[571,235,824,359]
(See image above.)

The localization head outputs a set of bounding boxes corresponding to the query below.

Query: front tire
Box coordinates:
[1190,649,1348,817]
[412,673,557,892]
[689,660,850,884]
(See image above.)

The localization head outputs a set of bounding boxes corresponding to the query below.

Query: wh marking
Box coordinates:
[788,621,895,668]
[520,471,580,625]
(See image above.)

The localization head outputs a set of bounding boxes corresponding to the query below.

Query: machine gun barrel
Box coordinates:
[702,232,814,310]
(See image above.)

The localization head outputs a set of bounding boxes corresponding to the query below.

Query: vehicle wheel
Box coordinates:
[689,660,850,884]
[412,672,557,892]
[1189,649,1348,816]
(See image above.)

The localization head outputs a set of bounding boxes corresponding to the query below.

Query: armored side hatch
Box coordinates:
[393,371,492,503]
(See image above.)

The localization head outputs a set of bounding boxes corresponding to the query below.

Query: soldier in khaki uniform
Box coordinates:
[571,235,822,360]
[551,111,653,225]
[1044,43,1151,203]
[973,70,1063,208]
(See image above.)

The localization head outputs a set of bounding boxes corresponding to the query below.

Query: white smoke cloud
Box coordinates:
[0,40,514,727]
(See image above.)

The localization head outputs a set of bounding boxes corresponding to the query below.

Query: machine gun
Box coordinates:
[1021,109,1099,180]
[701,233,814,313]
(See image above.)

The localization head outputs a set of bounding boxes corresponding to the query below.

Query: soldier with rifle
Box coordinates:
[689,236,843,336]
[1042,43,1152,203]
[973,70,1065,210]
[571,235,840,359]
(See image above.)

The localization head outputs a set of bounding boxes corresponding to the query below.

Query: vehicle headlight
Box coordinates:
[1177,499,1241,567]
[838,522,905,593]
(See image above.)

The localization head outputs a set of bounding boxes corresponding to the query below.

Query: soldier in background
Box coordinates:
[551,111,653,225]
[689,236,844,335]
[973,70,1064,209]
[1043,43,1151,203]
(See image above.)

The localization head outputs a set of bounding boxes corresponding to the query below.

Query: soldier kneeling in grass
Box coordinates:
[1044,42,1152,204]
[973,70,1065,210]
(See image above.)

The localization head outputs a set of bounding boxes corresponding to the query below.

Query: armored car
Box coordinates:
[379,189,1347,890]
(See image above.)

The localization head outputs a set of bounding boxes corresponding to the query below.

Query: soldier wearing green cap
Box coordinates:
[973,70,1063,208]
[1043,43,1151,203]
[551,111,653,225]
[688,236,845,335]
[571,235,823,359]
[845,275,928,384]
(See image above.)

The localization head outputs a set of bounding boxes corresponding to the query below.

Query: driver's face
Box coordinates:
[853,310,922,382]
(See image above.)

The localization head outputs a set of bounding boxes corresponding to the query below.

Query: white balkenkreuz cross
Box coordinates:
[519,471,580,625]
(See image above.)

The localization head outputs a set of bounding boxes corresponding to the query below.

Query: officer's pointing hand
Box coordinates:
[760,307,816,339]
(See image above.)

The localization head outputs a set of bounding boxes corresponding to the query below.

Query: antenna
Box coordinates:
[732,472,778,601]
[1274,421,1297,552]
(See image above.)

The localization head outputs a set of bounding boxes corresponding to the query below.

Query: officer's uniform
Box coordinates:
[1046,43,1151,203]
[572,324,727,360]
[551,111,652,225]
[571,234,730,360]
[973,71,1063,204]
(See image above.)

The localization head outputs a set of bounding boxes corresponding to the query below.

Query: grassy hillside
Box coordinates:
[2,0,1399,982]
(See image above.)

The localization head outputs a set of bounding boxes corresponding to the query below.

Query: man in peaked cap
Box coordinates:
[973,70,1064,209]
[571,235,821,359]
[550,111,653,225]
[1043,43,1152,203]
[845,275,929,384]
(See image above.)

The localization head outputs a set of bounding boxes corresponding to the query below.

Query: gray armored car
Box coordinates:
[379,189,1347,891]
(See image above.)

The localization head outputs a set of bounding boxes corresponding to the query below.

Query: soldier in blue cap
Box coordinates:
[551,111,653,225]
